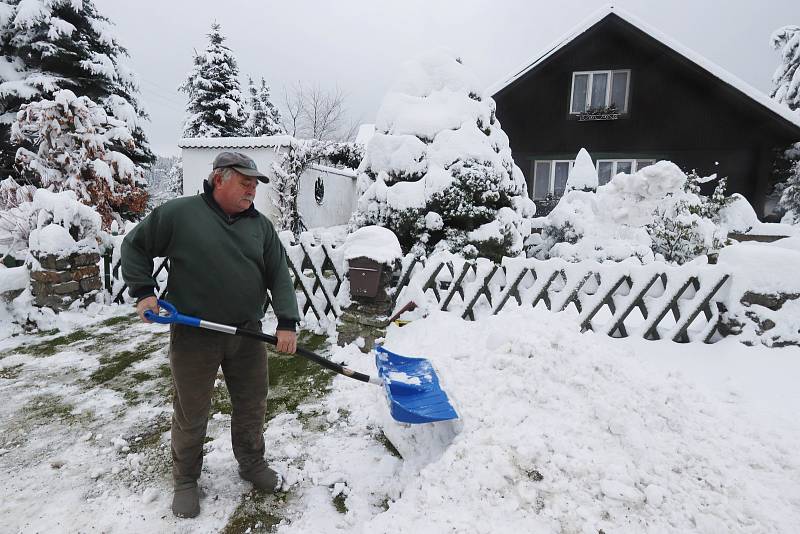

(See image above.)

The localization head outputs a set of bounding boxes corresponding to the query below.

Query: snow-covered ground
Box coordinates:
[1,303,799,533]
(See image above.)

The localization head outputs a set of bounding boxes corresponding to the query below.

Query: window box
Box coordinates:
[577,104,620,121]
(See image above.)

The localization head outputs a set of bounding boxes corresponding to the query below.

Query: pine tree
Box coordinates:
[770,25,800,111]
[350,50,535,261]
[179,23,246,138]
[10,89,148,229]
[0,0,154,176]
[244,77,284,136]
[779,159,800,224]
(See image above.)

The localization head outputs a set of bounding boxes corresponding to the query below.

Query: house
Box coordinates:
[178,136,358,229]
[490,6,800,218]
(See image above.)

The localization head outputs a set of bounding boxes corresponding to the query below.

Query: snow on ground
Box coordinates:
[1,304,799,533]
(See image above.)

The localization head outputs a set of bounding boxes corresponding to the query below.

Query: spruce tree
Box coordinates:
[779,160,800,224]
[244,77,284,136]
[0,0,154,176]
[179,23,246,138]
[770,25,800,111]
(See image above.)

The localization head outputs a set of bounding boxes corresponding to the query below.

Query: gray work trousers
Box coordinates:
[168,321,268,486]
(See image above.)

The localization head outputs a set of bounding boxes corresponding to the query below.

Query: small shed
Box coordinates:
[178,136,358,229]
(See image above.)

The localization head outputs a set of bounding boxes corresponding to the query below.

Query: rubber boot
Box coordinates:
[239,463,282,492]
[172,482,200,518]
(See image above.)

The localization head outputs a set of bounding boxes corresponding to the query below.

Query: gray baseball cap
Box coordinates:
[212,151,269,183]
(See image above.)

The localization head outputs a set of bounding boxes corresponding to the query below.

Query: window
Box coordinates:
[570,70,630,114]
[596,159,657,185]
[532,160,575,199]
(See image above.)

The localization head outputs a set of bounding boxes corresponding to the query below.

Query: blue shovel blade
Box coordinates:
[374,345,458,424]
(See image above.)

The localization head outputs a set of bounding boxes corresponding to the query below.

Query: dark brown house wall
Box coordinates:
[494,16,799,216]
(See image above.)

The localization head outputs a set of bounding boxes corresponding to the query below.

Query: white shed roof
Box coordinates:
[178,135,296,149]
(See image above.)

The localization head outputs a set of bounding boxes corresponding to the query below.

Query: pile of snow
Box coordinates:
[718,193,759,233]
[340,225,402,264]
[534,161,725,263]
[307,308,800,533]
[0,265,28,294]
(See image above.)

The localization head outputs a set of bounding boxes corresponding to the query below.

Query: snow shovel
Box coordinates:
[144,300,457,425]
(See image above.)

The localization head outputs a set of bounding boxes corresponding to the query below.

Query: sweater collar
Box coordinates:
[201,180,259,223]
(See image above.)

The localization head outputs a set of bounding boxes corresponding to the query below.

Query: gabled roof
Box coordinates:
[178,135,295,149]
[487,4,800,131]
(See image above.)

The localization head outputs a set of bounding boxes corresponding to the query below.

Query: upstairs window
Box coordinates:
[570,70,630,114]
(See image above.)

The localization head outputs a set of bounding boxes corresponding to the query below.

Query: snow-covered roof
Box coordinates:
[178,135,296,149]
[487,4,800,131]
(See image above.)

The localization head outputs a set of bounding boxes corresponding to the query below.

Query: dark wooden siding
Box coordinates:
[494,15,800,217]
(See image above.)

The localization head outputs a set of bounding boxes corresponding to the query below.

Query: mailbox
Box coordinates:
[348,257,382,298]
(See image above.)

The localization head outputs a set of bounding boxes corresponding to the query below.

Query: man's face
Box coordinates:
[213,170,259,214]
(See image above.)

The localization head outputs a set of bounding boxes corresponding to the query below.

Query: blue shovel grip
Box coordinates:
[143,299,201,327]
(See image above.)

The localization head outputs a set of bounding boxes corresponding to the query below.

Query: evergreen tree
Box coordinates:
[350,50,535,261]
[770,25,800,111]
[779,159,800,224]
[0,0,154,176]
[11,89,148,229]
[244,77,284,136]
[179,23,246,138]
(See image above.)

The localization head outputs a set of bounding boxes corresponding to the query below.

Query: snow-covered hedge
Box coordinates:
[531,160,729,264]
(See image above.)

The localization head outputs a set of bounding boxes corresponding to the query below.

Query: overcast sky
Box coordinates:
[95,0,799,157]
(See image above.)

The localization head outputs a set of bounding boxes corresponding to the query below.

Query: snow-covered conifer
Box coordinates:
[179,23,246,138]
[565,148,598,193]
[244,77,284,136]
[770,25,800,111]
[11,89,147,229]
[779,159,800,224]
[350,50,535,261]
[0,0,154,174]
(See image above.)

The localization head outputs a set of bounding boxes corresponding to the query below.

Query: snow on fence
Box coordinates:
[101,236,732,343]
[393,255,732,343]
[101,233,349,329]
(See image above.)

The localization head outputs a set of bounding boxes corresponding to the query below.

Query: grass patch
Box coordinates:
[22,394,78,424]
[18,329,92,357]
[0,364,23,380]
[222,490,288,534]
[125,413,171,454]
[99,314,136,328]
[374,430,402,459]
[332,487,348,514]
[211,378,232,415]
[90,340,164,384]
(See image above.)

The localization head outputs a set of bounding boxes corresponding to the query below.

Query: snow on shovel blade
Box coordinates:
[375,345,458,424]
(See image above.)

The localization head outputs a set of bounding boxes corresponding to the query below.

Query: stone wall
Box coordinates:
[30,252,102,311]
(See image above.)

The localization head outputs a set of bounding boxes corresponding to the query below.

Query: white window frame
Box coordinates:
[532,159,575,199]
[569,70,631,114]
[596,159,656,183]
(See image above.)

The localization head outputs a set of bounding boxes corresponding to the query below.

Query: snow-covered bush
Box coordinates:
[534,161,728,264]
[350,49,535,262]
[179,23,246,138]
[1,188,106,261]
[565,148,598,193]
[11,89,148,229]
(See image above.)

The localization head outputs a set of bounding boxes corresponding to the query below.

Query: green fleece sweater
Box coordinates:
[121,185,300,328]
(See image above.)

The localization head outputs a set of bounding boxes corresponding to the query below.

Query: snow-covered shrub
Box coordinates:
[534,161,728,264]
[350,49,535,262]
[565,148,598,193]
[11,89,148,229]
[1,188,106,261]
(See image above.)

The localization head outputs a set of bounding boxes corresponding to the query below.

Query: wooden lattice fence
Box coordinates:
[102,234,349,327]
[392,255,732,343]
